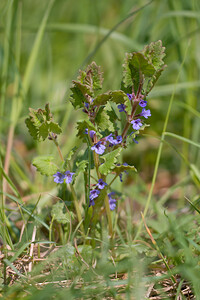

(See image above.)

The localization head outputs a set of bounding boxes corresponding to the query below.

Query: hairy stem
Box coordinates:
[122,100,139,140]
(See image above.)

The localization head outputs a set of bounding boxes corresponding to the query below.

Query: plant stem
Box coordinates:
[52,135,85,237]
[69,183,85,236]
[108,174,118,188]
[104,194,113,237]
[122,100,139,140]
[93,151,101,179]
[92,150,113,237]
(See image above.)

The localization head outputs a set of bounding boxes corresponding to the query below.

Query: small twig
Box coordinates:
[74,238,89,268]
[19,222,25,243]
[28,225,37,273]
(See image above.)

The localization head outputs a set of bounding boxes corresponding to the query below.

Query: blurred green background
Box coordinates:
[0,0,199,207]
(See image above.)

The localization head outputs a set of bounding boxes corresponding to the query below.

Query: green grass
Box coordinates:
[0,0,200,298]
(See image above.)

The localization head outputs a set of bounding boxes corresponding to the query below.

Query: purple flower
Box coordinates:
[53,172,65,184]
[140,108,151,119]
[108,192,117,211]
[91,141,106,155]
[117,103,126,112]
[89,130,96,140]
[119,173,123,182]
[106,134,116,146]
[53,171,74,184]
[89,189,100,200]
[84,128,88,134]
[84,102,89,110]
[89,199,95,207]
[96,179,107,190]
[139,100,147,108]
[131,119,143,130]
[106,133,114,142]
[64,171,75,184]
[89,189,100,206]
[133,137,138,144]
[115,135,122,144]
[127,93,133,101]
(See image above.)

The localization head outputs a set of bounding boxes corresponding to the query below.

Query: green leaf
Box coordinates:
[32,155,59,176]
[144,65,166,95]
[75,160,88,176]
[38,122,49,140]
[92,90,127,107]
[105,102,120,131]
[123,52,155,94]
[51,202,70,224]
[99,148,122,175]
[112,164,137,175]
[126,124,150,146]
[109,90,128,104]
[49,122,62,134]
[25,117,38,140]
[92,92,111,106]
[76,119,96,140]
[85,61,103,91]
[142,40,166,71]
[29,107,44,127]
[63,146,78,170]
[78,61,103,92]
[122,41,166,96]
[95,108,115,132]
[44,103,52,121]
[70,81,92,109]
[25,104,62,141]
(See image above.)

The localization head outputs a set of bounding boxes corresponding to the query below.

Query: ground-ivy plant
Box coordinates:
[25,40,166,239]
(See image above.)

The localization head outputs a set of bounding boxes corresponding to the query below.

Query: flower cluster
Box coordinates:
[53,171,74,184]
[91,133,123,155]
[89,179,117,210]
[89,178,107,206]
[117,93,151,132]
[108,192,117,210]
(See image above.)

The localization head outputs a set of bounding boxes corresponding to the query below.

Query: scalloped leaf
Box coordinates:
[144,65,167,96]
[49,122,62,134]
[85,62,103,91]
[25,117,38,140]
[70,81,92,109]
[63,146,78,168]
[142,40,166,70]
[76,119,96,140]
[44,103,52,121]
[78,62,103,92]
[109,90,128,104]
[29,108,44,127]
[92,92,111,106]
[75,160,88,177]
[105,102,120,132]
[25,104,62,141]
[32,155,59,176]
[123,52,155,94]
[112,164,137,175]
[95,108,115,132]
[99,148,122,175]
[126,123,150,146]
[38,123,49,141]
[51,202,70,224]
